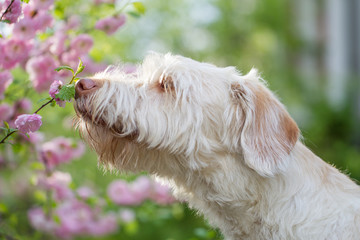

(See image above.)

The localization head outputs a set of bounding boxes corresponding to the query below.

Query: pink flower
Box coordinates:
[29,0,54,10]
[32,11,53,31]
[56,200,94,235]
[107,176,151,205]
[119,209,135,223]
[40,137,85,168]
[37,171,74,201]
[1,38,31,69]
[0,104,14,122]
[95,15,126,35]
[0,71,13,99]
[49,80,66,107]
[49,32,67,55]
[26,55,57,92]
[28,132,45,144]
[16,98,32,112]
[107,180,143,205]
[61,50,79,70]
[88,213,118,236]
[71,34,93,55]
[1,0,22,24]
[28,208,56,232]
[15,114,42,134]
[12,18,37,39]
[76,186,95,199]
[150,182,176,205]
[66,15,81,30]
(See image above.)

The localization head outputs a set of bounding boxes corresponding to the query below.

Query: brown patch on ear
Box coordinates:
[280,113,299,154]
[232,78,300,176]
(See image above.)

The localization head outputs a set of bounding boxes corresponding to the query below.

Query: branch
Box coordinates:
[0,0,15,21]
[0,98,55,145]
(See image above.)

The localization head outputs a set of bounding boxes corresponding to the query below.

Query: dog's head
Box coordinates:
[74,52,299,176]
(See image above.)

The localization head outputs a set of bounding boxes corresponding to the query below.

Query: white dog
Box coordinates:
[74,53,360,240]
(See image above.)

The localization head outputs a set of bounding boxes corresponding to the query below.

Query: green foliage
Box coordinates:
[55,83,75,101]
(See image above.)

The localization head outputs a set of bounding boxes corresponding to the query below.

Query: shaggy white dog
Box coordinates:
[74,53,360,240]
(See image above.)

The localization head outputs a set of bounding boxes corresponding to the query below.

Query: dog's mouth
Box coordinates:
[74,97,139,140]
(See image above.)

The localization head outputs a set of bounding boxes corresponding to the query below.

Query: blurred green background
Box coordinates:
[2,0,360,239]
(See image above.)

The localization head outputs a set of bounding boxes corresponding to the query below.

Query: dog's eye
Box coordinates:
[159,76,174,92]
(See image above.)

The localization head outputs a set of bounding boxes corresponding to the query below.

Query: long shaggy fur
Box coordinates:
[74,52,360,240]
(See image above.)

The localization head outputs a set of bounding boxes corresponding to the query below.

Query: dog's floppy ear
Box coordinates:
[230,69,299,176]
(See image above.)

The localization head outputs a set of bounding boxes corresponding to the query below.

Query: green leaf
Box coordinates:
[55,66,74,74]
[3,121,9,129]
[21,0,30,3]
[30,162,45,171]
[0,33,3,38]
[133,2,146,14]
[73,77,80,83]
[127,11,141,18]
[75,59,85,76]
[0,19,11,24]
[55,83,75,101]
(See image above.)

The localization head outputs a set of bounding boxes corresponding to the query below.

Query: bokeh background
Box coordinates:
[1,0,360,239]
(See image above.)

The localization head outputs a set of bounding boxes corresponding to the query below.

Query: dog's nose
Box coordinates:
[75,78,98,98]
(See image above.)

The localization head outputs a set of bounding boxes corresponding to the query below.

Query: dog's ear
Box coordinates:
[230,69,299,176]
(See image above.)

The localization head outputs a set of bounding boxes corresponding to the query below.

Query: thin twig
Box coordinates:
[0,0,15,21]
[34,98,55,114]
[0,98,55,144]
[0,130,17,144]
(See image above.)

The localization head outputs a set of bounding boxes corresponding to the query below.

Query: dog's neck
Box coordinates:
[155,142,360,240]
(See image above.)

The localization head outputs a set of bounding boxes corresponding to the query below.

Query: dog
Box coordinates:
[74,52,360,240]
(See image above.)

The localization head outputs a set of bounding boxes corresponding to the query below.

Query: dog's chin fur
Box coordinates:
[74,52,360,240]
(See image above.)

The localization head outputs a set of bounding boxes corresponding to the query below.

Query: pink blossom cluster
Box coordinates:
[14,113,42,134]
[29,171,119,238]
[39,137,85,169]
[0,98,32,128]
[107,176,176,206]
[49,80,66,107]
[95,14,127,35]
[0,0,22,23]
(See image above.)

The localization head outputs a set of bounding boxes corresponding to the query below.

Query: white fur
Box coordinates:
[75,52,360,240]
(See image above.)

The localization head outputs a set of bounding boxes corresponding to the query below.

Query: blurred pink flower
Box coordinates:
[28,208,56,232]
[82,56,107,74]
[107,179,144,205]
[71,34,93,55]
[16,98,32,112]
[88,213,118,236]
[56,200,94,235]
[40,137,85,168]
[1,0,22,24]
[15,114,42,134]
[119,209,135,223]
[32,11,53,31]
[77,186,95,199]
[66,15,81,30]
[26,55,57,92]
[150,182,176,205]
[38,171,74,201]
[1,38,31,69]
[49,32,67,55]
[0,104,14,122]
[61,50,79,70]
[95,15,126,35]
[0,71,13,99]
[28,132,45,145]
[12,18,37,39]
[107,176,152,205]
[49,80,66,107]
[30,0,54,10]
